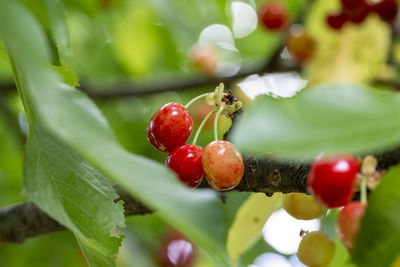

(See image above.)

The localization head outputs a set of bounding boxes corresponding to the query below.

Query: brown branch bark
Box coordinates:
[1,145,400,244]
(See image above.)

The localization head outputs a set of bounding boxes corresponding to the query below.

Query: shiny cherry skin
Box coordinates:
[147,103,193,152]
[337,201,366,251]
[259,1,289,31]
[307,155,359,208]
[326,13,347,29]
[371,0,398,22]
[166,144,204,188]
[202,140,244,191]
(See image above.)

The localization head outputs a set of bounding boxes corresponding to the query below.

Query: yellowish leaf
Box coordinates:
[227,193,283,266]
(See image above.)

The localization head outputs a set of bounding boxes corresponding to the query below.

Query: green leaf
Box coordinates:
[352,165,400,267]
[25,125,125,266]
[231,84,400,159]
[44,0,70,56]
[0,0,230,264]
[227,193,282,267]
[53,60,80,87]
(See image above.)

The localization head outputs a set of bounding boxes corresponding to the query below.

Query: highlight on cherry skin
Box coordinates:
[297,231,335,267]
[307,155,359,208]
[202,140,244,191]
[147,102,193,152]
[166,144,204,188]
[337,201,367,251]
[159,230,196,267]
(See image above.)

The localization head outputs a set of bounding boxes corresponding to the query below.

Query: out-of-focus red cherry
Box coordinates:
[337,201,367,251]
[159,230,196,267]
[307,155,359,208]
[259,1,289,31]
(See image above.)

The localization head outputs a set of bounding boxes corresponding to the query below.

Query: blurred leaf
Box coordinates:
[45,0,70,56]
[113,2,160,76]
[227,193,282,266]
[305,0,390,84]
[0,0,230,265]
[329,238,356,267]
[352,165,400,267]
[231,84,400,159]
[25,127,125,267]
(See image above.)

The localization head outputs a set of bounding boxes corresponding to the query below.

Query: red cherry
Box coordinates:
[307,155,359,208]
[160,230,196,267]
[326,13,347,29]
[259,1,289,31]
[166,145,204,188]
[202,140,244,191]
[337,201,367,251]
[371,0,398,22]
[147,103,193,152]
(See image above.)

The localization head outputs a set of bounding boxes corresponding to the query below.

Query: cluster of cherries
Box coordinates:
[147,84,244,191]
[283,155,372,267]
[327,0,398,30]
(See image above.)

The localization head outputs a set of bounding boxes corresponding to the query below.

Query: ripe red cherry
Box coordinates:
[326,13,347,29]
[202,140,244,191]
[337,201,367,251]
[307,155,359,208]
[259,1,289,31]
[166,144,204,188]
[371,0,398,22]
[160,230,196,267]
[147,103,193,152]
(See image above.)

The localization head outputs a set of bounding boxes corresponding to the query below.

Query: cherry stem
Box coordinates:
[192,108,217,145]
[361,175,367,204]
[185,93,212,109]
[214,106,224,140]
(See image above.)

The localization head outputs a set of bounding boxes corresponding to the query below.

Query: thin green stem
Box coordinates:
[214,106,224,141]
[361,176,367,204]
[192,108,217,145]
[184,93,212,109]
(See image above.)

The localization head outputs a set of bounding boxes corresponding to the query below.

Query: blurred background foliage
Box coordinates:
[0,0,396,266]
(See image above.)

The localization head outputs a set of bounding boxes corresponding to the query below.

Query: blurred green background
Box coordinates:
[1,0,392,266]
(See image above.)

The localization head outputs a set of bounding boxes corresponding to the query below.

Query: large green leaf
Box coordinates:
[231,84,400,159]
[352,165,400,267]
[25,126,125,266]
[0,0,230,264]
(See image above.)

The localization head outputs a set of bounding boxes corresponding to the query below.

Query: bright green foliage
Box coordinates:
[24,126,125,267]
[352,165,400,267]
[231,84,400,159]
[0,0,231,265]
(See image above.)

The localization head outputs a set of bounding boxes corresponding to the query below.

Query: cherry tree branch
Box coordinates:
[1,144,400,244]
